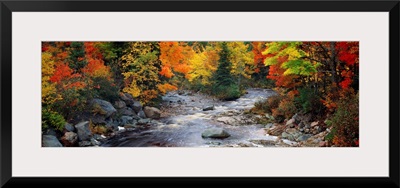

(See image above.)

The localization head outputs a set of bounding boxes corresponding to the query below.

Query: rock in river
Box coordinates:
[203,105,215,111]
[201,128,231,139]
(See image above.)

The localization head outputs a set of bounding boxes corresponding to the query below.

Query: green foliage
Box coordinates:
[294,87,324,114]
[211,42,240,100]
[90,76,120,102]
[42,108,66,131]
[53,87,87,120]
[327,91,359,146]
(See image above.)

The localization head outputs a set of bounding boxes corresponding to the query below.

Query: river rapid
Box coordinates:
[101,88,297,147]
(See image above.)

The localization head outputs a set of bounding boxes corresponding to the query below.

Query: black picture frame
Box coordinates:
[1,0,399,187]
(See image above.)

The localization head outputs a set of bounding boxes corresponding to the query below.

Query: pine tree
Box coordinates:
[68,42,87,72]
[212,42,240,100]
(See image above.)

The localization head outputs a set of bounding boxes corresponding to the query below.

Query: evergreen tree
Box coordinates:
[212,42,240,100]
[68,42,87,72]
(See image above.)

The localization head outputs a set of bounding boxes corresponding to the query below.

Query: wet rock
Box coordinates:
[120,116,136,126]
[203,105,215,111]
[61,132,78,147]
[90,99,117,118]
[114,100,126,109]
[143,106,161,119]
[42,135,62,147]
[75,121,92,141]
[216,117,236,125]
[292,113,301,124]
[105,121,119,131]
[124,124,136,129]
[178,90,185,95]
[64,123,75,132]
[201,128,231,139]
[265,123,274,129]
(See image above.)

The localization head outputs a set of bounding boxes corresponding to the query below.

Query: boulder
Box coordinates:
[281,128,302,141]
[131,100,142,113]
[43,128,58,137]
[143,106,161,119]
[61,132,78,147]
[203,105,215,111]
[114,100,126,109]
[75,121,92,141]
[120,107,135,116]
[42,135,62,147]
[91,99,117,118]
[90,138,101,146]
[201,128,231,139]
[64,123,75,132]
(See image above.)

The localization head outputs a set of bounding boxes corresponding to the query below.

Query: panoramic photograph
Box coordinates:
[41,41,359,147]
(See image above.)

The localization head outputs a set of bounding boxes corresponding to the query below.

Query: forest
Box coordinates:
[42,41,359,147]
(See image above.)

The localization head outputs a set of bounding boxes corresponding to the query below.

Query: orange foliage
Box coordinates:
[50,62,73,83]
[159,42,193,78]
[157,83,178,94]
[82,42,111,79]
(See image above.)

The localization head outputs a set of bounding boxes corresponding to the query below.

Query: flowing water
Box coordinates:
[101,88,282,147]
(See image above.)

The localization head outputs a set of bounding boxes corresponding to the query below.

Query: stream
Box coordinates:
[101,88,292,147]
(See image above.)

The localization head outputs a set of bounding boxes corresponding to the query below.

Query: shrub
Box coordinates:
[272,97,297,120]
[212,84,241,101]
[327,91,359,147]
[42,108,66,131]
[90,76,120,103]
[253,94,282,114]
[295,87,324,114]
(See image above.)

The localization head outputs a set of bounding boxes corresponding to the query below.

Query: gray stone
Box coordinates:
[138,118,151,125]
[285,118,295,126]
[120,116,133,125]
[203,105,215,111]
[75,121,92,141]
[216,117,236,125]
[138,109,146,118]
[143,106,161,119]
[91,99,117,118]
[114,100,126,109]
[120,107,135,116]
[124,124,136,129]
[296,134,312,142]
[64,123,75,132]
[42,135,62,147]
[61,132,78,147]
[265,123,274,129]
[201,128,231,139]
[43,128,58,137]
[131,100,142,113]
[78,141,93,147]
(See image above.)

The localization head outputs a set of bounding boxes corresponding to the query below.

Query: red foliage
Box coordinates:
[50,62,73,83]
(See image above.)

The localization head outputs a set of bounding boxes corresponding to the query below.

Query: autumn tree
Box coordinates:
[227,42,254,88]
[121,42,162,104]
